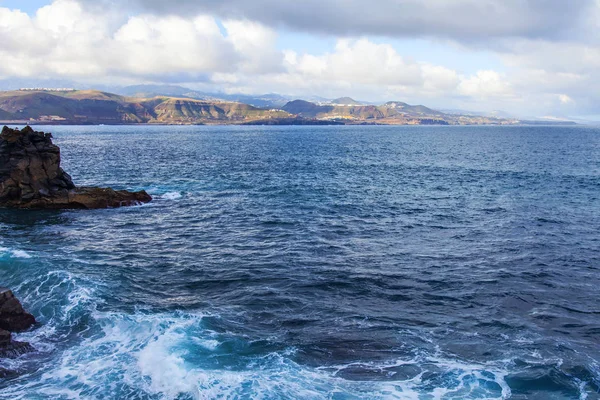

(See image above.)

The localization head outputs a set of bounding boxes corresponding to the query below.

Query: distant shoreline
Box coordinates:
[0,89,555,127]
[0,121,578,127]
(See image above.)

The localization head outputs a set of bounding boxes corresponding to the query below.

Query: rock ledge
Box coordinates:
[0,126,151,209]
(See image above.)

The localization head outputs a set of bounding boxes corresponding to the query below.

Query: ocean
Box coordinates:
[1,125,599,399]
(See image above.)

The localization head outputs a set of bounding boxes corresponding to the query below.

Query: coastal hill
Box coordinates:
[383,101,444,116]
[0,88,540,125]
[0,108,14,120]
[330,97,364,106]
[148,98,290,123]
[0,90,291,124]
[0,90,149,123]
[280,99,463,124]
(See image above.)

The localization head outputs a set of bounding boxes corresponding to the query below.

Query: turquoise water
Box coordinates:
[1,125,600,399]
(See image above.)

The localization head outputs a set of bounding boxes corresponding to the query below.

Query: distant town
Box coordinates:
[18,88,77,92]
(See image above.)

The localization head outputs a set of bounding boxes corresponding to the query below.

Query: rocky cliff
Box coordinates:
[0,126,151,209]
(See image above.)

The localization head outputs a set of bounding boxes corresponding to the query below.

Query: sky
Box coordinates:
[0,0,599,118]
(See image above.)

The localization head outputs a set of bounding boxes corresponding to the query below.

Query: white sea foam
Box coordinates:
[0,246,32,259]
[161,191,183,200]
[10,250,32,259]
[145,187,184,201]
[0,271,569,400]
[138,323,201,399]
[132,326,514,400]
[191,337,220,350]
[2,295,518,400]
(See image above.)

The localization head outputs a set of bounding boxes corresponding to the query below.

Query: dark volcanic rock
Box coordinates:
[0,287,35,332]
[0,126,152,209]
[0,288,35,359]
[0,329,34,359]
[0,328,10,345]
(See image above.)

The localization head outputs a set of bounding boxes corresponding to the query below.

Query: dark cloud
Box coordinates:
[78,0,593,41]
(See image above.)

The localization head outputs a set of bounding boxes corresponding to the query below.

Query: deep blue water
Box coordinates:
[1,125,600,399]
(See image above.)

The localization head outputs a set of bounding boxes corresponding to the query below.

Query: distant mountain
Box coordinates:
[116,85,290,108]
[118,84,209,99]
[218,93,290,108]
[281,100,332,116]
[148,98,290,123]
[282,100,386,119]
[0,90,147,123]
[0,89,534,126]
[303,95,332,104]
[330,97,363,105]
[383,101,445,116]
[282,99,448,121]
[0,90,290,124]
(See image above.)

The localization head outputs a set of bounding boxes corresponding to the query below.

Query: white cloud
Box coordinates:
[4,0,600,116]
[559,94,574,105]
[0,0,242,80]
[458,70,514,99]
[75,0,596,44]
[0,2,467,102]
[421,64,461,93]
[222,19,283,74]
[110,15,238,77]
[489,38,600,114]
[274,39,460,97]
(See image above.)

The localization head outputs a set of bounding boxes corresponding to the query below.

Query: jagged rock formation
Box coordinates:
[0,288,35,358]
[0,126,151,209]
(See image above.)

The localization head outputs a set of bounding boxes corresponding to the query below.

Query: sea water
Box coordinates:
[0,125,599,399]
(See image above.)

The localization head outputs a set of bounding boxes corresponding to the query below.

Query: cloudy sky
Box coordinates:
[0,0,599,118]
